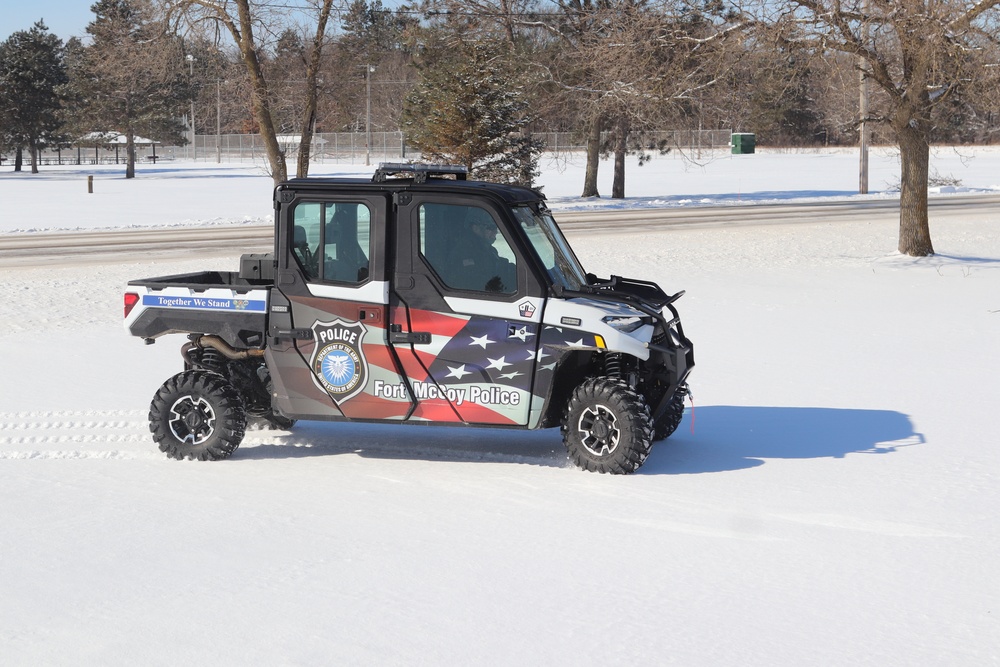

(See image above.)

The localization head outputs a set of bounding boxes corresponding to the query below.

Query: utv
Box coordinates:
[124,163,694,473]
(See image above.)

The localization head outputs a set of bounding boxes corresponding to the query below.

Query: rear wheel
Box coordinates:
[149,370,246,460]
[562,377,653,474]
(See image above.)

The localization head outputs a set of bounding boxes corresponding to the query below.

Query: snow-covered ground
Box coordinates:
[3,145,999,233]
[1,148,999,665]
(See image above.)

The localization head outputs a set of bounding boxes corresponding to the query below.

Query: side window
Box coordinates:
[323,203,371,283]
[419,203,518,294]
[291,202,371,284]
[292,203,322,281]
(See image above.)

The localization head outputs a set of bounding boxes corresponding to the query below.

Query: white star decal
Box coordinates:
[540,362,557,371]
[500,371,523,380]
[525,348,551,361]
[509,326,536,342]
[469,334,495,349]
[568,338,586,348]
[446,364,472,380]
[486,356,511,371]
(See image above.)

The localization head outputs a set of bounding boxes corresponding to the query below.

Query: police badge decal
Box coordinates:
[310,319,369,402]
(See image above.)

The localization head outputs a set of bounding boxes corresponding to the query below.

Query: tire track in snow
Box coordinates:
[0,410,152,460]
[0,410,567,467]
[0,411,316,461]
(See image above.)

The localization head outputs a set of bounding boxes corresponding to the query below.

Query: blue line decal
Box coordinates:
[142,294,266,312]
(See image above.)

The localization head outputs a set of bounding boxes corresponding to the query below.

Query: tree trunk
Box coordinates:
[125,134,136,179]
[612,115,629,199]
[14,148,23,172]
[518,128,534,187]
[582,112,602,197]
[296,0,333,179]
[297,100,317,179]
[234,0,287,184]
[896,125,934,256]
[30,143,39,174]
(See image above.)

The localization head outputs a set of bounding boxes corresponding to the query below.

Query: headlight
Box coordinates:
[602,315,646,333]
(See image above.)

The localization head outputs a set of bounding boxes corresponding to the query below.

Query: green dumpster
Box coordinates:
[731,133,756,155]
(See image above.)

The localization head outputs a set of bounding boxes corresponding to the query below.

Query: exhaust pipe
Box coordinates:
[182,335,265,365]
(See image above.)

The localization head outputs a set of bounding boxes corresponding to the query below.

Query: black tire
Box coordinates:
[653,387,686,441]
[562,377,653,474]
[149,370,246,460]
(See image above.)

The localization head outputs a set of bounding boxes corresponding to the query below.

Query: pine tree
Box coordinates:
[402,40,542,186]
[341,0,410,56]
[0,22,68,173]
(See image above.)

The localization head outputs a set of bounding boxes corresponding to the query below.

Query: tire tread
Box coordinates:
[562,377,653,474]
[149,370,246,461]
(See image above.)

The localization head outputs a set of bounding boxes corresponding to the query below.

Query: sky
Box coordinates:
[0,0,416,42]
[0,0,95,42]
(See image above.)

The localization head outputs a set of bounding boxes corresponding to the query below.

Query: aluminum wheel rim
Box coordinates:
[577,404,621,456]
[168,395,217,445]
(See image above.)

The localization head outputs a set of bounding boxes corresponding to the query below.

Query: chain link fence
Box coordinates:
[30,129,735,166]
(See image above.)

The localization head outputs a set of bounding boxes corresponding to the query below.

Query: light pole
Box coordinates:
[366,64,374,166]
[187,54,196,162]
[859,61,869,194]
[216,79,221,164]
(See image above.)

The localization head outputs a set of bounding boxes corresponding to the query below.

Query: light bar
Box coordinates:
[373,163,469,183]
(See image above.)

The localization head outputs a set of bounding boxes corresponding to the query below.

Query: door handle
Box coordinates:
[389,325,430,345]
[272,327,313,340]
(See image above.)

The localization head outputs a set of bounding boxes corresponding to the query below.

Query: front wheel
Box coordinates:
[653,385,688,441]
[562,377,653,474]
[149,370,246,460]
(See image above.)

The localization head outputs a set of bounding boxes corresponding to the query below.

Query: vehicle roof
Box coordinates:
[278,176,545,206]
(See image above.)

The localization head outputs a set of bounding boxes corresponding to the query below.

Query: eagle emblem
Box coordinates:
[309,319,369,402]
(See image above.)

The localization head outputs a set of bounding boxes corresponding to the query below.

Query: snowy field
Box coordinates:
[1,148,999,665]
[2,145,1000,233]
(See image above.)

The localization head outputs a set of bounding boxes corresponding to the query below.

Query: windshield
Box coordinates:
[512,205,588,292]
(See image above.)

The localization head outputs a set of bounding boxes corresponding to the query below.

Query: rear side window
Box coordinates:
[292,202,372,284]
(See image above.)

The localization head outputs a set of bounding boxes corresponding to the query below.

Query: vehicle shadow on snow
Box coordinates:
[235,422,571,469]
[640,405,925,475]
[233,406,923,474]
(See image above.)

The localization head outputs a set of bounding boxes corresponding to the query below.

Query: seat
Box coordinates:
[293,225,318,279]
[325,210,369,283]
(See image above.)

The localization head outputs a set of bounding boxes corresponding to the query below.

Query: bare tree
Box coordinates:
[536,0,738,197]
[67,0,190,179]
[701,33,826,146]
[297,2,334,177]
[539,0,613,197]
[164,0,337,182]
[335,0,419,135]
[757,0,1000,256]
[183,37,249,139]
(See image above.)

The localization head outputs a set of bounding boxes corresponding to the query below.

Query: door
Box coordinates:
[266,194,417,421]
[389,195,547,426]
